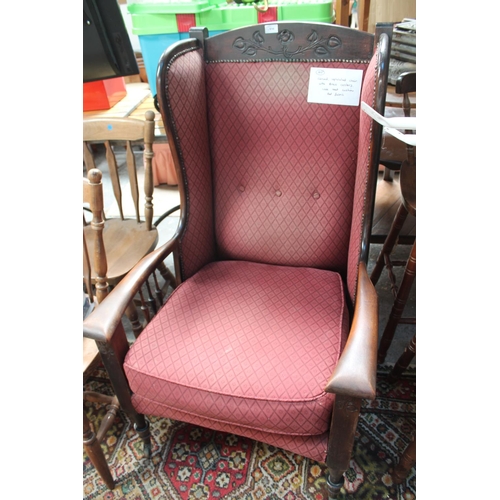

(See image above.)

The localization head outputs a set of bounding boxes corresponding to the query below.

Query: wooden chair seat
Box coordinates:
[83,219,158,286]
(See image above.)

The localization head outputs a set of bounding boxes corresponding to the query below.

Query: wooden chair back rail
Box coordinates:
[83,111,156,230]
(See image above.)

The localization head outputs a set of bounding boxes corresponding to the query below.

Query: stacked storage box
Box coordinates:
[128,0,333,96]
[197,0,333,32]
[128,0,223,96]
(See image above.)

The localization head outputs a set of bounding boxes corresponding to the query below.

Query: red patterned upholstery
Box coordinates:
[207,61,365,274]
[165,49,216,279]
[123,23,387,471]
[125,260,348,461]
[164,50,377,301]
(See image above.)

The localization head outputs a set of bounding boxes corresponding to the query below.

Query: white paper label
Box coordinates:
[307,68,363,106]
[264,24,279,34]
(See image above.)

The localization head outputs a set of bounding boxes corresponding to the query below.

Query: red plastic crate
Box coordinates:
[258,6,277,23]
[176,13,196,32]
[83,77,127,111]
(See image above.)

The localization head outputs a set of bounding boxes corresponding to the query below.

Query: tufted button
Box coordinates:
[238,185,245,192]
[275,190,282,197]
[312,191,320,200]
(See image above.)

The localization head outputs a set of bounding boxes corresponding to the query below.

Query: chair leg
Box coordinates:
[96,328,152,459]
[83,410,115,489]
[382,167,393,181]
[157,261,177,290]
[378,240,416,363]
[370,203,409,286]
[125,301,144,338]
[393,435,416,484]
[387,334,416,383]
[326,395,362,499]
[134,419,152,459]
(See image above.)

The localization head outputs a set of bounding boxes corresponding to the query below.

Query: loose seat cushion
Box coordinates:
[124,260,349,438]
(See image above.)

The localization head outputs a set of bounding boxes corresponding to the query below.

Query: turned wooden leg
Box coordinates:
[393,435,416,484]
[134,419,152,458]
[83,410,115,489]
[388,335,416,383]
[326,395,362,499]
[157,261,177,290]
[371,203,409,286]
[382,166,394,182]
[378,240,416,363]
[125,301,143,339]
[96,327,151,459]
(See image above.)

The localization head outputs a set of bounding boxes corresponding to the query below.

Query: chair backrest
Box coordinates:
[157,22,389,305]
[83,110,156,230]
[396,71,416,119]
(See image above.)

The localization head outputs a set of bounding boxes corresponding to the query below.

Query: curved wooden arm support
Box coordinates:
[325,262,378,400]
[83,237,179,344]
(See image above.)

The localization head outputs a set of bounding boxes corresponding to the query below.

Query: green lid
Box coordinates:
[128,1,214,15]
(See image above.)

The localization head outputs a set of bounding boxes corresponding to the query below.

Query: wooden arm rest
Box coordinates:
[325,262,379,399]
[83,237,178,344]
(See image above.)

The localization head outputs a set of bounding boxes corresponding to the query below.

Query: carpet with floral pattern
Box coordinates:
[83,364,416,500]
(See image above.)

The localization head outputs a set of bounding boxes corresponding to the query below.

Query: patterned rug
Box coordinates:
[83,365,416,500]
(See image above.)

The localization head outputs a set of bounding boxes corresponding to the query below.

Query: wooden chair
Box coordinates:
[378,71,416,182]
[83,167,175,490]
[83,110,178,335]
[83,168,118,489]
[370,72,416,368]
[83,22,391,499]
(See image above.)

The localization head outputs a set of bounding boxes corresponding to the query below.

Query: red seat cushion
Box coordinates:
[124,260,349,437]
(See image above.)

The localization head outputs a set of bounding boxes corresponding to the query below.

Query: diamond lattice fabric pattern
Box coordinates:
[124,260,349,440]
[206,61,368,273]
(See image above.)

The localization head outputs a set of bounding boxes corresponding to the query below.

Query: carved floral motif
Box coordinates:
[232,29,342,59]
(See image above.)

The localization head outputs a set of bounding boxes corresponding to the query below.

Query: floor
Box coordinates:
[88,145,416,366]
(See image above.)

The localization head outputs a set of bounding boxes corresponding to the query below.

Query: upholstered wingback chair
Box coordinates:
[83,22,390,499]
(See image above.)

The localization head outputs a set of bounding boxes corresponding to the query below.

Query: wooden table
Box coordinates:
[83,82,166,138]
[83,82,175,185]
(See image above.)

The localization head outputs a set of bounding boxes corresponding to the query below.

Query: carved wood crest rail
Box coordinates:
[200,23,375,63]
[232,28,342,59]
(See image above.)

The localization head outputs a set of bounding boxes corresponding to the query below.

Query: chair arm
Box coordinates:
[324,262,378,400]
[83,237,178,344]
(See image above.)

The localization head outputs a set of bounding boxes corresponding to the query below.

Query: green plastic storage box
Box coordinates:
[277,0,333,23]
[196,4,258,32]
